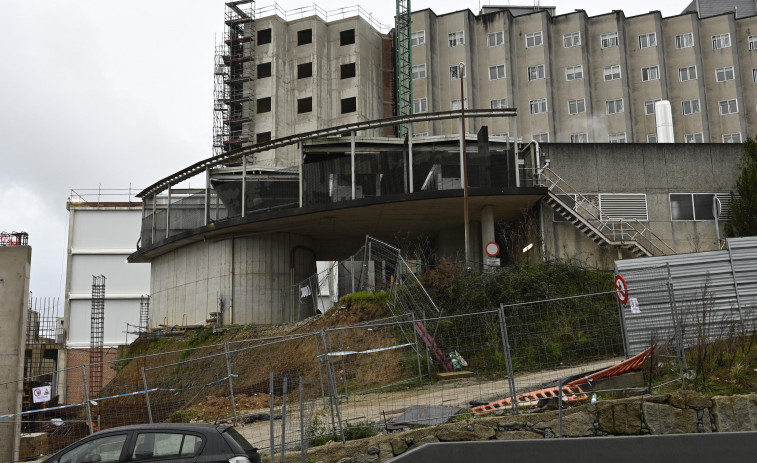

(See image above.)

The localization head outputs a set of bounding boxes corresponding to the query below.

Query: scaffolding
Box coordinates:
[0,231,28,246]
[395,0,412,137]
[139,295,150,332]
[213,1,256,156]
[89,275,106,398]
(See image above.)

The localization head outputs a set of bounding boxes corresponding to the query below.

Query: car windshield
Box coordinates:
[223,427,256,451]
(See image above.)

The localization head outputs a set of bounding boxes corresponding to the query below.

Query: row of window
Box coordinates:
[256,27,356,46]
[256,61,356,80]
[256,96,357,115]
[536,131,742,143]
[552,193,731,222]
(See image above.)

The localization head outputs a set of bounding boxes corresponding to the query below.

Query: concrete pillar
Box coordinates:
[481,205,495,254]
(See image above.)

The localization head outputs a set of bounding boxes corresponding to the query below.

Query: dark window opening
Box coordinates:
[297,97,313,114]
[257,62,272,78]
[341,97,357,114]
[257,132,272,144]
[340,29,355,46]
[340,62,356,79]
[297,28,313,45]
[297,62,313,79]
[256,97,271,113]
[258,28,272,45]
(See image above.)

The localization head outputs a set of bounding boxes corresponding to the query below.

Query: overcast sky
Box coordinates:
[0,0,687,301]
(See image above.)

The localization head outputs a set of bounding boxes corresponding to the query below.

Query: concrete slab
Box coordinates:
[435,371,474,381]
[391,405,460,427]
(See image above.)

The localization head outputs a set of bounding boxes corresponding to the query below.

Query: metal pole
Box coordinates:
[459,62,470,266]
[667,264,687,388]
[411,313,423,381]
[281,377,287,459]
[339,330,347,396]
[320,330,337,433]
[409,127,414,193]
[205,167,210,225]
[300,376,306,463]
[141,367,153,424]
[725,239,744,323]
[269,372,276,463]
[321,329,345,443]
[166,188,171,239]
[151,194,157,244]
[299,142,304,207]
[558,378,563,438]
[242,156,247,217]
[225,342,238,425]
[351,131,356,200]
[313,334,326,399]
[497,303,519,414]
[81,365,94,435]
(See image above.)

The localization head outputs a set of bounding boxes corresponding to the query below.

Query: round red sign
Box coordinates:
[485,242,500,257]
[615,275,629,305]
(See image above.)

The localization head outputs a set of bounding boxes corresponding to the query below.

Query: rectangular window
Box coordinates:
[411,30,425,46]
[555,193,648,221]
[533,132,549,143]
[750,35,757,50]
[647,134,658,143]
[642,65,659,82]
[450,65,466,80]
[639,32,657,49]
[487,31,504,47]
[297,96,312,114]
[258,28,272,45]
[448,31,464,47]
[670,193,717,220]
[297,62,312,79]
[530,98,547,114]
[257,131,271,144]
[563,32,581,48]
[723,133,742,143]
[256,97,271,113]
[609,132,627,143]
[676,33,694,49]
[413,97,427,113]
[340,62,356,79]
[645,98,661,115]
[527,64,544,81]
[411,64,426,80]
[603,65,621,81]
[257,62,272,78]
[712,33,731,50]
[450,98,468,110]
[685,132,704,143]
[566,65,583,81]
[571,133,588,143]
[490,98,508,109]
[526,31,543,48]
[719,99,738,114]
[682,99,701,115]
[413,132,429,137]
[340,29,355,46]
[606,98,624,115]
[297,28,313,45]
[679,65,697,81]
[341,97,357,114]
[601,32,619,48]
[489,64,506,80]
[715,66,734,82]
[568,98,586,115]
[753,69,757,83]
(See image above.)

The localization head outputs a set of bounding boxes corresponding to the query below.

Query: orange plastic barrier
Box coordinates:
[472,384,587,415]
[566,345,654,387]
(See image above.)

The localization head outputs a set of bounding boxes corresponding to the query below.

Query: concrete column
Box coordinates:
[481,205,495,254]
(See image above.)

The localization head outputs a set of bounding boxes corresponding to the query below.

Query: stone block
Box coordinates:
[436,423,495,442]
[435,371,474,380]
[19,432,48,459]
[669,390,712,409]
[355,454,379,463]
[495,430,544,440]
[712,395,757,432]
[596,400,642,435]
[377,442,393,463]
[389,437,408,455]
[643,402,700,434]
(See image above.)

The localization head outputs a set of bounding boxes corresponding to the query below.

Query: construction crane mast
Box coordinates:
[395,0,412,137]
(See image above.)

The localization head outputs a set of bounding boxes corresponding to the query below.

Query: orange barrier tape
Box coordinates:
[472,384,587,415]
[566,345,654,387]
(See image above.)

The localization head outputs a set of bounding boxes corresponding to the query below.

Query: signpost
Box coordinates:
[615,274,629,305]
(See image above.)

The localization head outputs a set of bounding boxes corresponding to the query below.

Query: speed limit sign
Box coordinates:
[614,275,629,305]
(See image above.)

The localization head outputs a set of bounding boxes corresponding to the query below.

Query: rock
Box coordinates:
[416,435,439,446]
[495,430,544,440]
[378,442,393,463]
[712,395,757,432]
[498,421,526,431]
[643,402,700,434]
[669,390,712,409]
[642,394,670,405]
[436,423,495,442]
[543,428,556,438]
[336,458,353,463]
[366,446,380,455]
[355,454,379,463]
[596,400,642,435]
[389,437,408,455]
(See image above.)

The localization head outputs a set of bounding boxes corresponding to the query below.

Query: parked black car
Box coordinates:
[41,423,261,463]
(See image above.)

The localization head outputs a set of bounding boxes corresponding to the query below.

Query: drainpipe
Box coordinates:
[229,238,234,325]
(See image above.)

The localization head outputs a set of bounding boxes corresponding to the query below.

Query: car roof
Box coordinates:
[96,423,230,434]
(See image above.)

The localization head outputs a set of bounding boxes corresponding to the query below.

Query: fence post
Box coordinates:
[411,313,424,381]
[313,334,326,399]
[269,372,275,463]
[281,376,287,460]
[141,367,153,424]
[497,303,519,414]
[300,376,307,463]
[557,378,563,438]
[320,329,345,443]
[81,365,94,434]
[666,264,687,388]
[339,330,348,395]
[224,342,238,425]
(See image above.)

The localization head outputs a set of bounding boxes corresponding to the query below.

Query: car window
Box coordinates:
[132,432,203,460]
[59,434,128,463]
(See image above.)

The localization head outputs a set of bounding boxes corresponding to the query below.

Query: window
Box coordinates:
[411,30,425,46]
[257,62,272,78]
[568,98,586,115]
[712,33,731,50]
[601,32,619,48]
[685,132,704,143]
[606,98,624,115]
[571,133,588,143]
[448,31,464,47]
[258,28,272,45]
[715,66,734,82]
[642,65,659,82]
[256,97,271,113]
[639,33,657,49]
[753,69,757,83]
[297,97,312,114]
[413,97,427,113]
[554,193,648,221]
[257,132,271,144]
[676,33,694,49]
[489,64,505,80]
[341,97,356,114]
[412,64,426,80]
[645,98,661,115]
[723,133,742,143]
[530,98,547,114]
[533,132,549,143]
[566,65,583,81]
[340,29,355,46]
[490,98,508,109]
[133,433,203,459]
[526,31,543,48]
[297,62,312,79]
[450,98,468,110]
[670,193,718,220]
[609,132,627,143]
[527,64,544,80]
[563,32,581,48]
[488,31,504,47]
[60,434,128,463]
[450,65,466,80]
[750,35,757,50]
[603,65,621,81]
[340,62,356,79]
[679,65,697,81]
[682,99,701,115]
[719,99,738,114]
[647,134,658,143]
[297,28,312,45]
[413,132,429,137]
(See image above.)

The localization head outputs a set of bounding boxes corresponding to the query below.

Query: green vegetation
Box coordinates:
[340,291,390,307]
[726,136,757,237]
[168,409,199,423]
[342,421,380,441]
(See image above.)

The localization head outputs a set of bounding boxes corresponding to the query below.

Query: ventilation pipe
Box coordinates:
[654,100,674,143]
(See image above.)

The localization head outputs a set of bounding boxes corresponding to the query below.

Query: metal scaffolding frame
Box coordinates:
[89,275,106,398]
[395,0,412,137]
